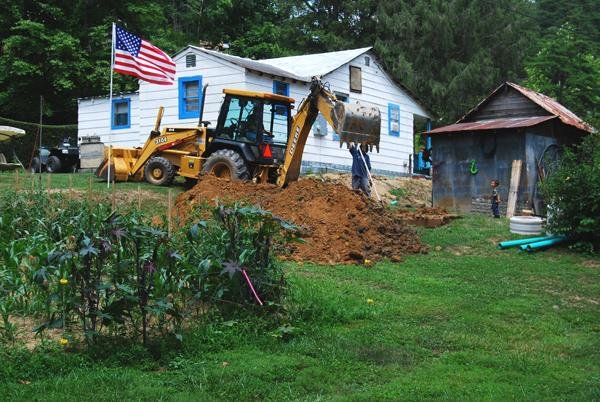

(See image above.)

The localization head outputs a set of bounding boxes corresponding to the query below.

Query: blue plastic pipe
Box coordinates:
[519,235,568,252]
[497,235,559,249]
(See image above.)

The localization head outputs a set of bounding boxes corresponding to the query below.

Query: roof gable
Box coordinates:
[174,46,372,82]
[459,82,593,133]
[260,47,372,80]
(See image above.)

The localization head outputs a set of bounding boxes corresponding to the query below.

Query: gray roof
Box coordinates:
[177,46,373,82]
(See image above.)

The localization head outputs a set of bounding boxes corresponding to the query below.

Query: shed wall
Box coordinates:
[465,87,549,121]
[432,130,529,213]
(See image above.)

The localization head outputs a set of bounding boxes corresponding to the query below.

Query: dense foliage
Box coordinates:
[0,189,297,347]
[0,1,598,127]
[541,134,600,252]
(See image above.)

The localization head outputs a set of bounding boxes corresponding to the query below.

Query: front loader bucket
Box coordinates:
[332,102,381,152]
[94,146,144,182]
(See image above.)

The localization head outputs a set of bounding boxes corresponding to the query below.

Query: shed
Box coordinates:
[78,47,431,175]
[427,82,593,215]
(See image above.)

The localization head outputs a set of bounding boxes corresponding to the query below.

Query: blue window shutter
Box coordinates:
[178,75,203,119]
[388,103,400,137]
[111,98,131,130]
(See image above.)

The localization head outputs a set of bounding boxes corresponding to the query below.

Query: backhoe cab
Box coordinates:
[96,77,380,187]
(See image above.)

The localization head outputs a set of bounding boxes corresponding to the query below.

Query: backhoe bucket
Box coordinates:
[332,102,381,152]
[95,146,143,182]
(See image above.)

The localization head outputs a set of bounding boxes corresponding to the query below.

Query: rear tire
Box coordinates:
[144,156,177,186]
[46,156,62,173]
[201,149,249,180]
[30,157,43,174]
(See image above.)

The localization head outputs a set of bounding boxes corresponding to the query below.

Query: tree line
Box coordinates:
[0,0,598,128]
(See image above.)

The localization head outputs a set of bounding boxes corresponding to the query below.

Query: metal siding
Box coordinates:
[432,131,526,212]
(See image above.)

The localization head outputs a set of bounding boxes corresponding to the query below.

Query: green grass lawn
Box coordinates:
[0,174,599,401]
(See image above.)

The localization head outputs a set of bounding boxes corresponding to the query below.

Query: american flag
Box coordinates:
[113,25,176,85]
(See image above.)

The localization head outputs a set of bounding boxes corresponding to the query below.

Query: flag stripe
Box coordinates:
[113,25,176,85]
[113,66,174,85]
[115,51,173,78]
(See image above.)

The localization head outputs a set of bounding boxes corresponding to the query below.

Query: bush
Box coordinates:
[540,133,600,251]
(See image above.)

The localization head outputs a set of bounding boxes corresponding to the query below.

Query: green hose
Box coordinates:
[469,159,479,175]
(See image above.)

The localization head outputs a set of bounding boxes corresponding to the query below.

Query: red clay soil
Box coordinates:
[175,175,428,265]
[393,206,458,228]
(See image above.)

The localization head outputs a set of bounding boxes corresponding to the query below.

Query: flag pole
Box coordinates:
[107,22,116,188]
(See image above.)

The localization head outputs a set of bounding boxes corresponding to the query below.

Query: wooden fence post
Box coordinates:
[506,159,522,218]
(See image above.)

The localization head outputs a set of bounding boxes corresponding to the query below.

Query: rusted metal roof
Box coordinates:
[427,116,556,135]
[507,82,594,133]
[455,81,593,133]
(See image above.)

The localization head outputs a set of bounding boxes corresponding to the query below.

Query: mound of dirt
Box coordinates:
[175,176,427,265]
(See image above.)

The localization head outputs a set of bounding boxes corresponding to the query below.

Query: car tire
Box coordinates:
[144,156,176,186]
[30,157,44,174]
[46,156,62,173]
[201,149,249,180]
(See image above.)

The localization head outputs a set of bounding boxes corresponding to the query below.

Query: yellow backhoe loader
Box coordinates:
[96,77,380,187]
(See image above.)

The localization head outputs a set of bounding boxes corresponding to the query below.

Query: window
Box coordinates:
[349,66,362,93]
[388,103,400,137]
[273,80,289,96]
[331,92,349,141]
[364,56,371,66]
[111,98,130,130]
[178,76,202,119]
[185,53,196,68]
[263,100,290,144]
[273,80,289,116]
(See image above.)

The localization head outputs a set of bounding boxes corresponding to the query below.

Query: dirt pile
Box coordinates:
[175,176,427,265]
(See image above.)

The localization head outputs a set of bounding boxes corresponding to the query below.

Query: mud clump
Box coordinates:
[393,206,458,228]
[175,176,428,265]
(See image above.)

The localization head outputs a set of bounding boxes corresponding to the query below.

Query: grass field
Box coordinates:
[0,172,599,401]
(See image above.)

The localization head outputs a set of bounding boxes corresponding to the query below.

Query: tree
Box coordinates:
[524,23,600,129]
[375,0,537,123]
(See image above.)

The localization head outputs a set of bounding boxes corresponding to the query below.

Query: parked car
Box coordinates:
[31,137,79,173]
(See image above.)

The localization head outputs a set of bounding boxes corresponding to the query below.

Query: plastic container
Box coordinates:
[509,216,544,235]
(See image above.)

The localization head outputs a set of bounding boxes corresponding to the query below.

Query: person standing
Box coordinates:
[490,179,501,218]
[350,144,371,196]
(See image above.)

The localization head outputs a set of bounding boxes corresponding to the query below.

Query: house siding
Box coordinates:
[77,93,140,145]
[77,48,429,175]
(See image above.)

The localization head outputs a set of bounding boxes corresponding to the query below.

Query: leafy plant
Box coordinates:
[540,133,600,251]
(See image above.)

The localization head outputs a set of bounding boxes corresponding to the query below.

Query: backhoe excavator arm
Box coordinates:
[276,77,380,187]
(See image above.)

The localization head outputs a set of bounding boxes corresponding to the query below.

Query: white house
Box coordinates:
[78,47,431,175]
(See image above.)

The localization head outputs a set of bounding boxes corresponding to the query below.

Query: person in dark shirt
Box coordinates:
[349,144,371,196]
[490,179,501,218]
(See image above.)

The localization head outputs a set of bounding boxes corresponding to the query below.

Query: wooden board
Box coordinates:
[506,159,522,218]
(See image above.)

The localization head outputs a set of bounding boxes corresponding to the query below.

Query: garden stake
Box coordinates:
[242,269,263,305]
[111,180,116,210]
[167,189,172,235]
[88,176,92,204]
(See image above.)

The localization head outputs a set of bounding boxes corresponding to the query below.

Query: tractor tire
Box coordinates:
[30,157,44,174]
[201,149,250,180]
[144,156,176,186]
[46,156,62,173]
